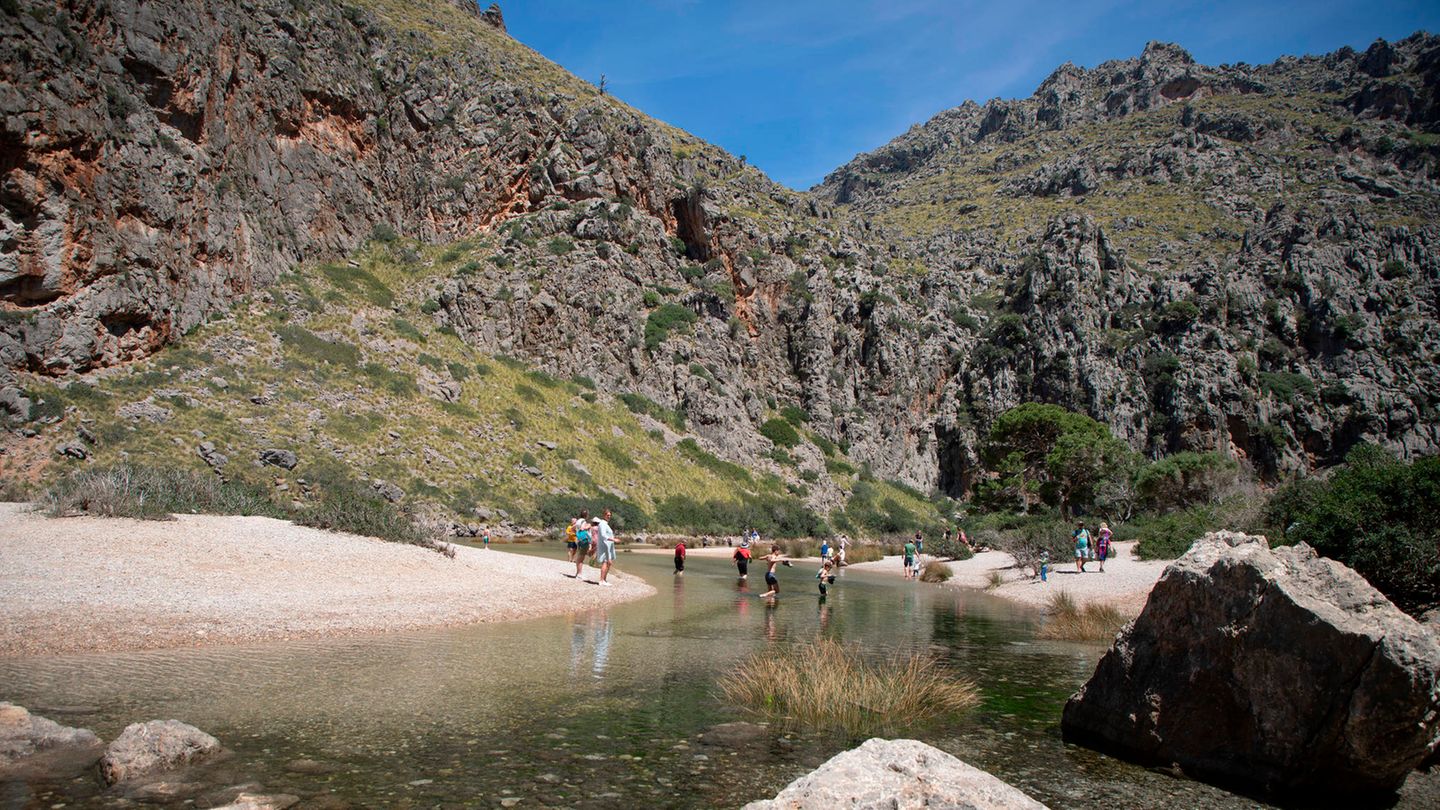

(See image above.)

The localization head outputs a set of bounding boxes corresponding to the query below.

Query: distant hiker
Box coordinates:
[1096,522,1112,573]
[903,538,917,580]
[482,529,490,550]
[913,530,924,558]
[593,509,617,587]
[674,538,687,575]
[734,540,751,580]
[760,544,789,598]
[837,534,849,565]
[1039,549,1050,582]
[573,510,592,579]
[959,527,972,551]
[819,538,830,563]
[1073,521,1091,573]
[565,516,580,563]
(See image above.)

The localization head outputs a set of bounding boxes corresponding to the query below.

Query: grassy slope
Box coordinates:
[868,91,1429,259]
[18,236,940,536]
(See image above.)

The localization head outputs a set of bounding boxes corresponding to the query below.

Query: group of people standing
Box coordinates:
[564,509,619,586]
[1071,520,1112,572]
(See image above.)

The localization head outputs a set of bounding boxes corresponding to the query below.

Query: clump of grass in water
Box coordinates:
[721,639,978,736]
[919,560,952,582]
[1037,591,1127,642]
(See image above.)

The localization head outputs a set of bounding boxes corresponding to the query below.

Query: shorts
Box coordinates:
[566,541,578,551]
[736,559,748,576]
[765,572,777,586]
[595,539,617,564]
[904,556,914,568]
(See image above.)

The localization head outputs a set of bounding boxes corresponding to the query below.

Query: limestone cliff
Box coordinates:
[2,0,1438,499]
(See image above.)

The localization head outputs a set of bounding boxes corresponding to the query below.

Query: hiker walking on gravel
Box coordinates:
[593,509,617,586]
[1096,522,1112,573]
[734,540,751,580]
[1073,521,1092,573]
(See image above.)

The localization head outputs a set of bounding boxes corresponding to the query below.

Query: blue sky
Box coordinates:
[504,1,1440,189]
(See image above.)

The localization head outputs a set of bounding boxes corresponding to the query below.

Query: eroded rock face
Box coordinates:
[1061,531,1440,800]
[741,738,1048,810]
[0,702,103,780]
[98,719,222,785]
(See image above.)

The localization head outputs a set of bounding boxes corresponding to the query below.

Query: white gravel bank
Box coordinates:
[0,503,654,657]
[846,540,1170,615]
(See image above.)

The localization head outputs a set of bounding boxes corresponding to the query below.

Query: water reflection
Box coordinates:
[569,610,614,680]
[0,549,1387,809]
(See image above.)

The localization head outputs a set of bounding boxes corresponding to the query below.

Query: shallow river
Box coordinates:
[0,546,1411,808]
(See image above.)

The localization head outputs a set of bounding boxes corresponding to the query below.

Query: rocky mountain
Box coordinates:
[2,0,1438,520]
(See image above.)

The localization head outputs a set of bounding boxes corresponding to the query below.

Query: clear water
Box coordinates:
[1,548,1429,808]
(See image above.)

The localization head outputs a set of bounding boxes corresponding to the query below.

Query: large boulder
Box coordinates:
[98,719,222,785]
[0,702,103,779]
[742,738,1047,810]
[1062,531,1440,800]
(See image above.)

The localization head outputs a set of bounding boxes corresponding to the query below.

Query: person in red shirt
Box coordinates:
[674,539,686,575]
[733,539,751,580]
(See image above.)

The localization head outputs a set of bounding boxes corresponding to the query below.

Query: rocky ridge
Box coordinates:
[2,0,1439,501]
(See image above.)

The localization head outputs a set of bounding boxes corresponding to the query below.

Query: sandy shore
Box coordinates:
[847,541,1170,616]
[0,503,655,658]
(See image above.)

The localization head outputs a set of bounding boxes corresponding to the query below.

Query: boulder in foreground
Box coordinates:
[99,719,222,785]
[0,702,103,779]
[742,738,1047,809]
[1062,531,1440,800]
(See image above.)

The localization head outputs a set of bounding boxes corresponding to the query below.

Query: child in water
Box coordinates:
[674,538,686,575]
[759,545,790,598]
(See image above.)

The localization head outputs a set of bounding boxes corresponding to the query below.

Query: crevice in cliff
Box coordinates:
[669,190,711,261]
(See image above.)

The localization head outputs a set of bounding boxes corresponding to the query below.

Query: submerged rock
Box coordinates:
[1062,531,1440,800]
[99,719,222,785]
[0,702,103,780]
[742,738,1047,809]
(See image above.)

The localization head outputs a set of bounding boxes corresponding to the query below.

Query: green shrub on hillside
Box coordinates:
[533,493,650,532]
[1267,446,1440,616]
[643,303,696,351]
[1135,451,1240,512]
[760,417,801,449]
[276,325,361,368]
[41,465,280,520]
[618,392,685,430]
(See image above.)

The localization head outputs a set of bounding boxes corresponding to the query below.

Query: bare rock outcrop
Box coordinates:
[741,738,1047,810]
[0,702,103,780]
[98,719,222,785]
[1061,531,1440,800]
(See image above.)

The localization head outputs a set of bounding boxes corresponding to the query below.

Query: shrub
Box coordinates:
[780,405,810,426]
[547,237,574,255]
[533,493,650,532]
[317,262,395,307]
[1259,371,1314,401]
[275,325,360,368]
[721,639,978,736]
[643,303,696,351]
[1036,591,1128,641]
[596,441,636,470]
[843,544,884,564]
[391,317,426,344]
[619,392,685,430]
[370,223,399,243]
[919,560,953,582]
[1267,447,1440,616]
[1135,451,1241,512]
[759,418,801,449]
[41,465,280,520]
